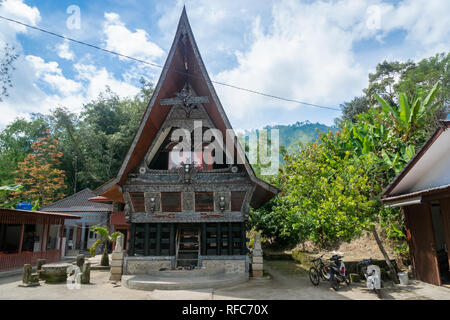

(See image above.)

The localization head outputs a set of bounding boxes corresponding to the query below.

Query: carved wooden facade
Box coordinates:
[95,8,278,267]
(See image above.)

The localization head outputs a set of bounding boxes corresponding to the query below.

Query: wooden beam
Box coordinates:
[144,223,149,256]
[128,224,135,256]
[240,222,246,255]
[169,224,175,256]
[18,224,24,254]
[228,222,232,255]
[41,223,48,252]
[217,223,221,255]
[201,223,206,255]
[59,224,64,253]
[156,223,161,256]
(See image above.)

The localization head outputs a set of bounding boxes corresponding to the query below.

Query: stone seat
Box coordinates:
[41,263,72,283]
[122,272,248,291]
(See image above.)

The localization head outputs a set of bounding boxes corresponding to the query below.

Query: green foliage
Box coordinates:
[252,82,443,256]
[0,80,153,196]
[89,225,123,265]
[337,53,449,125]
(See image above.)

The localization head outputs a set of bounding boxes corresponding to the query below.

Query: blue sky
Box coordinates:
[0,0,449,130]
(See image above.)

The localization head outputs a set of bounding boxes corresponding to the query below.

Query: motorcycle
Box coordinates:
[357,258,382,297]
[328,254,350,291]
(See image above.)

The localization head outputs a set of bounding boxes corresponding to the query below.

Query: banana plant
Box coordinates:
[381,144,416,174]
[89,226,124,266]
[0,184,23,193]
[374,82,441,141]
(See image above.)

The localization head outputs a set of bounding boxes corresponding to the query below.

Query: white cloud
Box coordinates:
[103,12,164,62]
[202,0,450,128]
[56,40,75,60]
[0,3,142,128]
[26,55,81,95]
[214,0,367,122]
[0,0,40,46]
[74,63,139,100]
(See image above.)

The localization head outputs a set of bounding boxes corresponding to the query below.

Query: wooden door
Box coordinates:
[440,198,450,269]
[404,203,441,286]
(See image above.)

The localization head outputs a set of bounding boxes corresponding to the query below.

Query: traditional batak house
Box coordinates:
[382,120,450,286]
[41,188,112,256]
[0,208,80,271]
[95,8,278,281]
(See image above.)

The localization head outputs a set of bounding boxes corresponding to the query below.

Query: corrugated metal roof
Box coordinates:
[381,120,450,199]
[41,188,112,212]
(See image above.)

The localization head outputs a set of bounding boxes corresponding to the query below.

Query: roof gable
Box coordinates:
[382,120,450,198]
[102,7,278,207]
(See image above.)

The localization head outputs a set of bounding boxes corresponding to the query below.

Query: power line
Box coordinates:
[0,15,341,112]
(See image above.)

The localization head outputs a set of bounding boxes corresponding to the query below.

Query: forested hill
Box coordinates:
[245,121,336,148]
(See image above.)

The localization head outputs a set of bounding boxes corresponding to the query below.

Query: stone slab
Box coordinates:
[111,260,124,267]
[110,266,123,274]
[252,257,263,264]
[111,252,124,260]
[252,264,263,271]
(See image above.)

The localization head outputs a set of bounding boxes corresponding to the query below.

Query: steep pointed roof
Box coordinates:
[99,8,278,208]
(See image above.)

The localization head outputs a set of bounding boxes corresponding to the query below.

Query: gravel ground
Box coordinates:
[0,260,448,300]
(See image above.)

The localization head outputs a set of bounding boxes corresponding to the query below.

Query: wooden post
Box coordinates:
[228,222,232,255]
[144,223,149,256]
[169,224,175,256]
[156,223,161,256]
[58,222,64,257]
[240,222,246,255]
[201,223,206,256]
[18,224,25,254]
[217,223,221,256]
[128,224,135,256]
[41,223,48,253]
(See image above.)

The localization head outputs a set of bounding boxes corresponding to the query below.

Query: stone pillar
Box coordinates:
[37,259,47,280]
[81,262,91,284]
[19,264,39,287]
[110,235,124,281]
[76,254,85,269]
[252,234,264,278]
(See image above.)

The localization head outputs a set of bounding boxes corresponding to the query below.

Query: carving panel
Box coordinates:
[182,192,195,212]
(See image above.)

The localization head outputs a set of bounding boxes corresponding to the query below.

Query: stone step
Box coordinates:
[146,267,226,277]
[122,272,249,291]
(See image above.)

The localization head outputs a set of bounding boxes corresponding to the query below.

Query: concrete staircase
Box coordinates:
[122,268,249,291]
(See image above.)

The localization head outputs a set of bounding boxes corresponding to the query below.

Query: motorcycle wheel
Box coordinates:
[321,267,331,281]
[309,267,320,286]
[330,275,339,291]
[344,275,351,285]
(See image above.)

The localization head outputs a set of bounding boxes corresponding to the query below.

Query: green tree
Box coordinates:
[0,44,19,101]
[89,226,123,266]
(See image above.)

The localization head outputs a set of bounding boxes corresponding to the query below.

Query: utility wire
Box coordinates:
[0,15,341,111]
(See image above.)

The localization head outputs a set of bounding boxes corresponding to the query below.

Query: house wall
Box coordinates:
[404,203,441,286]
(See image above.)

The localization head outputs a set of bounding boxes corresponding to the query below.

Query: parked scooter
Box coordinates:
[328,253,350,291]
[357,258,382,297]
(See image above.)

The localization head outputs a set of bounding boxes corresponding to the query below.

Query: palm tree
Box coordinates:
[89,226,123,267]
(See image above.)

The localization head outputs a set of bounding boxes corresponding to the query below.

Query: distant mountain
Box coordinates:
[243,121,337,149]
[265,121,337,148]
